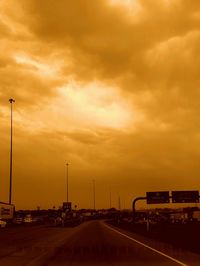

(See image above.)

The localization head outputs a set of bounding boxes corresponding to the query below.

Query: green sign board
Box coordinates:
[146,191,170,204]
[172,191,199,203]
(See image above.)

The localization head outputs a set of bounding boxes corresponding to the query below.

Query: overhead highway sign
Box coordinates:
[172,190,199,203]
[146,191,170,204]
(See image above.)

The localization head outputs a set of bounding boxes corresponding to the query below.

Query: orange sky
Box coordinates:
[1,0,200,210]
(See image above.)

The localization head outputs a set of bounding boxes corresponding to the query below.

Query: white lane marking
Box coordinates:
[104,224,189,266]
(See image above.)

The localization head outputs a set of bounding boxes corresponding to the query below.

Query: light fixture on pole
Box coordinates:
[9,98,15,205]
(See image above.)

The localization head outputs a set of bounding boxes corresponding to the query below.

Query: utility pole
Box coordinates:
[9,98,15,204]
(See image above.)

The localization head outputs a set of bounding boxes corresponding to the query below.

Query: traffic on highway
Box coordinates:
[0,202,200,266]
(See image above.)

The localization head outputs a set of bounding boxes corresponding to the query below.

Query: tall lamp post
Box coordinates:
[109,186,112,209]
[9,98,15,205]
[93,179,95,210]
[66,163,70,202]
[118,195,121,210]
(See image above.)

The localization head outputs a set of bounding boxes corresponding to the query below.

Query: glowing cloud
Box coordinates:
[18,80,138,133]
[58,81,135,129]
[14,54,59,77]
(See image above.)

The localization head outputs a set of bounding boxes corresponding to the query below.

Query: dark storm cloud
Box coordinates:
[1,0,200,208]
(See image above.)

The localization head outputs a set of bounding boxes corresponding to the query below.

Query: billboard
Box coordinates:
[172,191,199,203]
[146,191,170,204]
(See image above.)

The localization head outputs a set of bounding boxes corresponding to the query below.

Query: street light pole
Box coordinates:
[9,98,15,205]
[118,195,121,210]
[66,163,69,202]
[93,179,95,210]
[109,186,112,209]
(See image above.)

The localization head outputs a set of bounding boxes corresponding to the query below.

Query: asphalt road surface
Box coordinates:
[0,221,199,266]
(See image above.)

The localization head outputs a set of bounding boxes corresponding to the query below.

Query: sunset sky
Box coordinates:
[1,0,200,210]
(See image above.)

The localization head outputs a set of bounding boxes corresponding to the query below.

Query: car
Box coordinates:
[24,214,33,223]
[54,216,64,227]
[13,216,23,225]
[0,219,7,228]
[32,216,44,224]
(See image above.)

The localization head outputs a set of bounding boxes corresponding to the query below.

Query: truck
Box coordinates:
[0,202,15,226]
[54,210,81,227]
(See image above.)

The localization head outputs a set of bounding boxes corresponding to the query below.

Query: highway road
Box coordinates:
[0,221,199,266]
